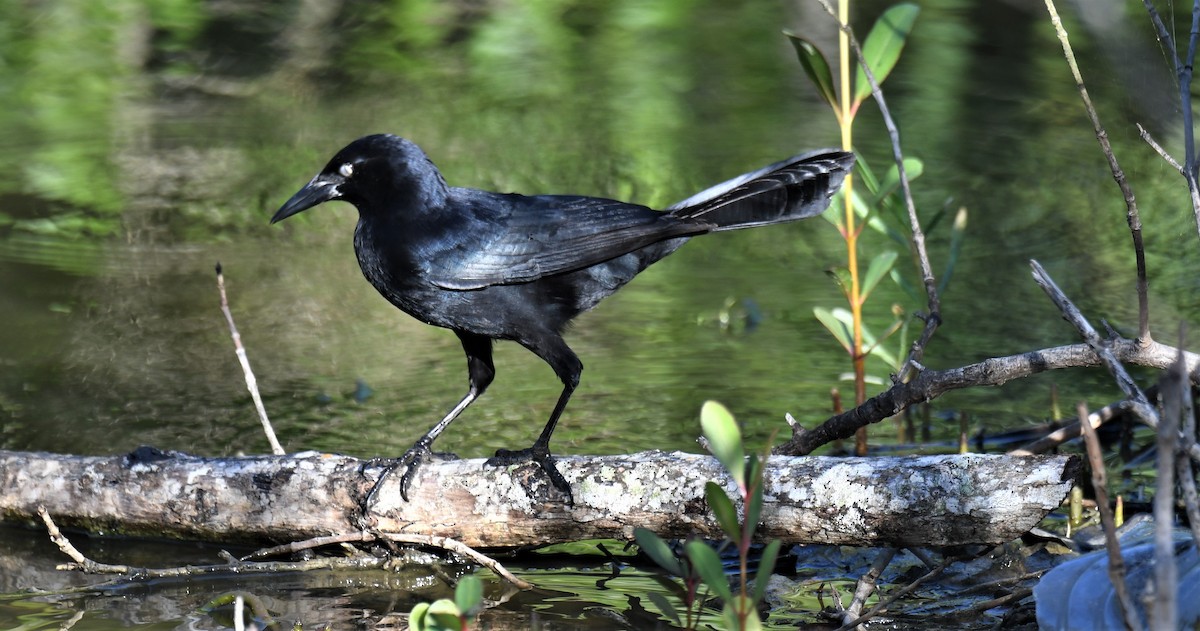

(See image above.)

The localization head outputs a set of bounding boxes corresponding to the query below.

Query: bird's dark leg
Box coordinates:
[363,332,494,510]
[488,334,581,503]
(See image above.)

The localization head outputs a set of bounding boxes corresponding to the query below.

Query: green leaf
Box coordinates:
[785,32,839,113]
[634,527,684,576]
[824,267,852,300]
[647,592,683,626]
[685,540,732,601]
[873,157,924,206]
[890,268,922,303]
[427,599,464,631]
[706,481,741,540]
[454,575,483,617]
[853,3,920,105]
[753,540,783,605]
[700,401,745,488]
[814,307,853,354]
[861,250,898,302]
[938,206,968,296]
[724,595,763,631]
[409,602,431,631]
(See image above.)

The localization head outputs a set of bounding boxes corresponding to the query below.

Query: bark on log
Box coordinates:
[0,449,1077,548]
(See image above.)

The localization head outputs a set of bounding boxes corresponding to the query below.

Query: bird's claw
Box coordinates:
[487,446,574,504]
[362,443,432,512]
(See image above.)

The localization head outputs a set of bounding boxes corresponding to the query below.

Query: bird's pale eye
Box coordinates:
[338,162,354,178]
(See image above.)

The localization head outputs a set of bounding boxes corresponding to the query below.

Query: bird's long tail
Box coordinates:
[667,149,855,230]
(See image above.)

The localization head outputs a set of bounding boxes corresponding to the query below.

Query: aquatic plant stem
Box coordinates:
[1043,0,1151,344]
[814,0,941,382]
[215,262,284,456]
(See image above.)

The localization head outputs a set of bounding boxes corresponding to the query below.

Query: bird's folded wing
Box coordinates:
[424,196,709,290]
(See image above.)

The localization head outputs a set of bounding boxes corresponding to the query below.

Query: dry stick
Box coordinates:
[775,338,1200,456]
[1173,333,1200,551]
[215,262,284,456]
[812,0,941,382]
[1142,0,1200,241]
[37,506,533,590]
[1029,261,1200,469]
[1155,351,1187,629]
[243,531,533,589]
[1009,397,1135,456]
[1044,0,1151,343]
[1079,401,1143,631]
[833,556,954,631]
[842,548,896,628]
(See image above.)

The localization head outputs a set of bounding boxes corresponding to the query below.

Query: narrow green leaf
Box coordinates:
[686,540,733,602]
[706,481,741,540]
[938,206,968,296]
[725,595,763,631]
[744,478,763,543]
[700,401,745,487]
[753,540,783,605]
[853,3,920,105]
[873,157,925,206]
[647,592,683,626]
[784,32,839,113]
[861,250,898,301]
[454,575,483,616]
[890,268,922,303]
[635,527,684,576]
[814,307,853,354]
[824,267,852,299]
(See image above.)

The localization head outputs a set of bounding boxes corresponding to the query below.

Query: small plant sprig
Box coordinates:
[636,401,780,630]
[408,574,484,631]
[786,3,972,453]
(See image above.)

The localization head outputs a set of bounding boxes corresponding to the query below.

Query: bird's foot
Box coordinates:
[486,446,574,505]
[362,441,454,513]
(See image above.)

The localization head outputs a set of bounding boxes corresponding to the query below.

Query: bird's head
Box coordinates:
[271,134,447,223]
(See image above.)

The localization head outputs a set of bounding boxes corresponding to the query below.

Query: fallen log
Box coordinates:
[0,448,1077,548]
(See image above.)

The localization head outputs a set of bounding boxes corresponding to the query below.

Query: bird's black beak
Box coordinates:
[271,174,344,224]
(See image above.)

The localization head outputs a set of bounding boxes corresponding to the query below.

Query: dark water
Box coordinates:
[0,0,1197,627]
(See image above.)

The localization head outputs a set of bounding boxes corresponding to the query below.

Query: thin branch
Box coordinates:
[1138,123,1185,174]
[215,262,284,456]
[1142,0,1200,242]
[1009,398,1134,456]
[843,548,896,626]
[777,337,1200,456]
[1079,402,1143,631]
[1044,0,1151,343]
[38,505,533,590]
[1154,360,1182,629]
[834,555,954,631]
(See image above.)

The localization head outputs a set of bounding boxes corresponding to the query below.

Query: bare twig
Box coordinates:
[777,337,1200,456]
[1141,0,1200,242]
[1154,347,1188,628]
[1027,262,1200,469]
[1174,331,1200,553]
[1044,0,1151,343]
[1078,402,1142,631]
[215,262,284,456]
[834,555,954,631]
[843,548,896,627]
[38,505,533,590]
[1138,123,1185,174]
[1009,397,1135,456]
[812,0,941,381]
[244,530,532,589]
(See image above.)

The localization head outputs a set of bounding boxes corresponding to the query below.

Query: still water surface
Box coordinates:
[0,0,1197,627]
